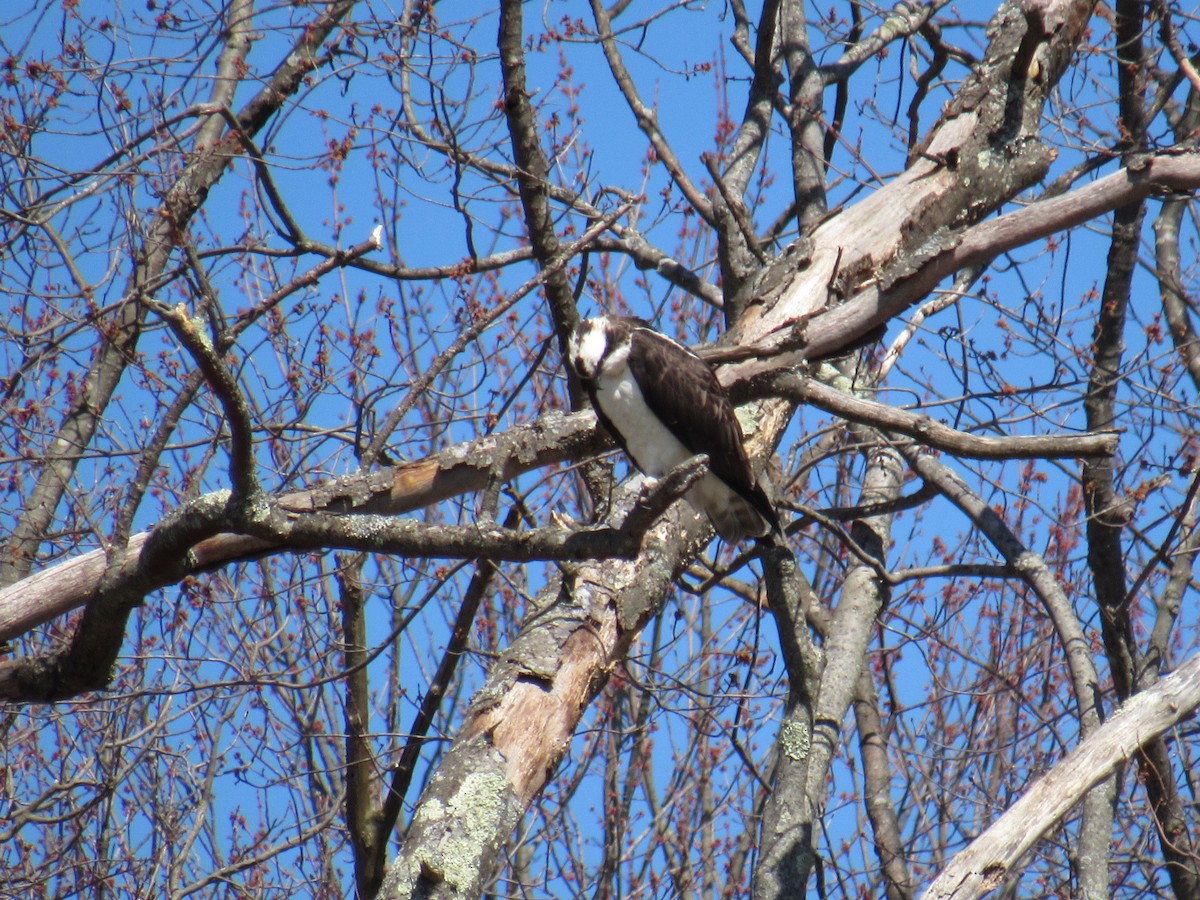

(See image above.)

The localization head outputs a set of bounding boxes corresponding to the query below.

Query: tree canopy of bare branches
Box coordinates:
[3,0,1200,897]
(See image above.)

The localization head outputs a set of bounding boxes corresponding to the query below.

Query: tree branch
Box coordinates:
[588,0,715,225]
[854,661,915,900]
[925,647,1200,900]
[726,152,1200,378]
[152,302,261,505]
[0,410,606,645]
[756,371,1117,459]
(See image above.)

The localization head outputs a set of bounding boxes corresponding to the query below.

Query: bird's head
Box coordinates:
[568,316,625,380]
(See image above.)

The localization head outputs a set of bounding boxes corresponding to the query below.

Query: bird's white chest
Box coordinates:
[594,369,692,476]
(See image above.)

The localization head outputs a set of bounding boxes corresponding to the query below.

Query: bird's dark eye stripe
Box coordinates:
[595,339,611,366]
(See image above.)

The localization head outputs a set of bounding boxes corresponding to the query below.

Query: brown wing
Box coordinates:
[625,323,779,533]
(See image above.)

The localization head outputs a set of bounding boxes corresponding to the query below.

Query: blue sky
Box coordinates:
[3,1,1197,895]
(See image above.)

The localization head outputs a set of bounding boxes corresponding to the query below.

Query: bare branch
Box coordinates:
[854,663,915,900]
[924,648,1200,900]
[152,302,260,505]
[588,0,715,225]
[0,410,605,644]
[757,371,1117,459]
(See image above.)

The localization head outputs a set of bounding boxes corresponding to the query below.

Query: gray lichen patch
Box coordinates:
[399,766,514,893]
[780,719,811,761]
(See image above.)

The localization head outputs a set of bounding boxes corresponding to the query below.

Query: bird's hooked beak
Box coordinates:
[566,334,586,379]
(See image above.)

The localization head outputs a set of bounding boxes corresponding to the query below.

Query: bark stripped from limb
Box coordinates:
[378,506,710,898]
[0,410,605,648]
[0,471,691,699]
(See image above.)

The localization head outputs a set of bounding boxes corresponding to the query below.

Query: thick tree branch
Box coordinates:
[0,410,605,645]
[925,647,1200,900]
[238,459,707,564]
[723,151,1200,379]
[338,555,379,899]
[1156,85,1200,391]
[754,544,823,900]
[712,0,782,309]
[779,1,828,231]
[802,443,901,795]
[1078,186,1140,892]
[379,498,712,898]
[0,426,710,702]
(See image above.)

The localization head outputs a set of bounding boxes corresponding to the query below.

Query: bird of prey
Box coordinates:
[567,315,780,543]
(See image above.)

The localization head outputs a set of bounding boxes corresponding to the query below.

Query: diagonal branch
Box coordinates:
[497,0,584,357]
[925,648,1200,900]
[0,0,361,587]
[588,0,715,226]
[903,442,1117,898]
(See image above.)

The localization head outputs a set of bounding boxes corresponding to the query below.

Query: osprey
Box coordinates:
[567,315,780,543]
